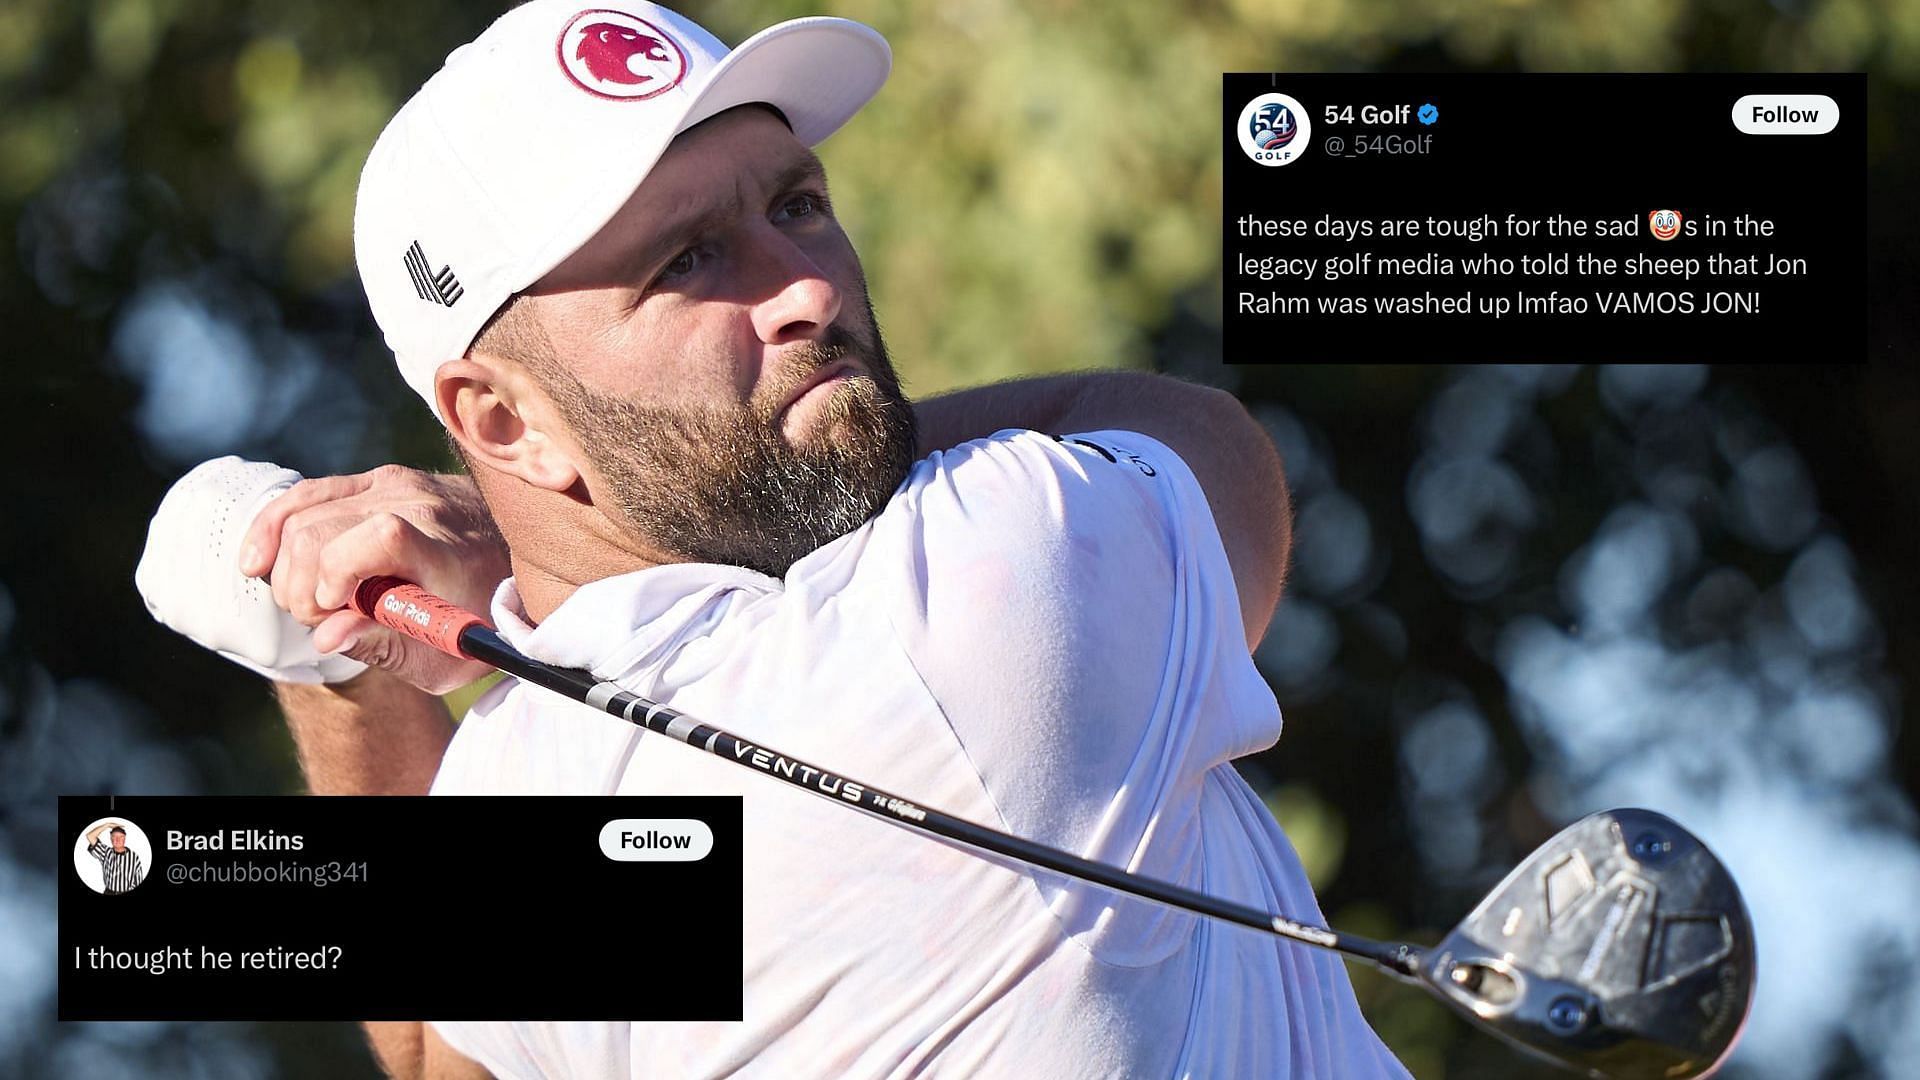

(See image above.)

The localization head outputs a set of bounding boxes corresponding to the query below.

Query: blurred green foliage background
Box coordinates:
[3,1,1916,1077]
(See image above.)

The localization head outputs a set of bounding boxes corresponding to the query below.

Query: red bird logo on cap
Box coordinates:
[575,22,670,86]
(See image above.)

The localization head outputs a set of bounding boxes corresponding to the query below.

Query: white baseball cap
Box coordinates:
[353,0,891,416]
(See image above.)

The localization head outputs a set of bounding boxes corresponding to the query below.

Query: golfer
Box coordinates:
[138,2,1409,1077]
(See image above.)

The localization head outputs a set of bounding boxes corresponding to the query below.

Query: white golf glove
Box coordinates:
[135,456,367,685]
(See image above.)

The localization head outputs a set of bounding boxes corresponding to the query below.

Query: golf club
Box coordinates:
[352,575,1756,1078]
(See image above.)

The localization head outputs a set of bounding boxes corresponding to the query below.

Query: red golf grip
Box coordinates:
[351,576,485,658]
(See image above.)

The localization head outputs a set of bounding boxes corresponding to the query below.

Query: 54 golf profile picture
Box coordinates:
[1238,92,1312,165]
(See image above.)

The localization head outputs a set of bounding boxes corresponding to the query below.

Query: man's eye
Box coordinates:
[777,192,829,222]
[656,249,701,284]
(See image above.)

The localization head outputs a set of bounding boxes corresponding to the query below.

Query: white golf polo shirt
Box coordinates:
[427,428,1407,1079]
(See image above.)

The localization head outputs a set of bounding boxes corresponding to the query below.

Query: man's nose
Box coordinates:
[749,233,843,345]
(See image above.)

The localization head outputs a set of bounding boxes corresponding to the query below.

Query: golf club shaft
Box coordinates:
[353,576,1424,979]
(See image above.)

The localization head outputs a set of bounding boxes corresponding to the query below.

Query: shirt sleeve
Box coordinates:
[869,428,1282,963]
[88,840,111,863]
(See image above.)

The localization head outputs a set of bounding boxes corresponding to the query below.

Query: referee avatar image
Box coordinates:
[133,2,1410,1078]
[79,820,147,896]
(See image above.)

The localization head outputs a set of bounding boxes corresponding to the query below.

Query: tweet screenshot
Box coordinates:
[1223,74,1865,361]
[58,796,743,1020]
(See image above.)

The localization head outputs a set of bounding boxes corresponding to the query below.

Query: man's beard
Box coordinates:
[545,317,919,579]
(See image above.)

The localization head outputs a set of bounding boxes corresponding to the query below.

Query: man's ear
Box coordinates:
[434,357,581,494]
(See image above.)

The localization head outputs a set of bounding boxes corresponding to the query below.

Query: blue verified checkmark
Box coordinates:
[1417,103,1438,125]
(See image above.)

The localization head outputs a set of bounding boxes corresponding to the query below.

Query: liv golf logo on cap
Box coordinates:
[1237,92,1312,166]
[557,9,690,101]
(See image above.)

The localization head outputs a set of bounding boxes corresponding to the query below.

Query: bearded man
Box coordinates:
[137,3,1409,1077]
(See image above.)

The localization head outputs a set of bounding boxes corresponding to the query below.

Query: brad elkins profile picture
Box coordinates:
[74,818,152,895]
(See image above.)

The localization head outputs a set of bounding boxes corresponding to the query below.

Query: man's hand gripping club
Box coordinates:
[137,456,508,695]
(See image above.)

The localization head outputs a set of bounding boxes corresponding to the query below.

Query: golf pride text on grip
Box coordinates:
[352,576,485,657]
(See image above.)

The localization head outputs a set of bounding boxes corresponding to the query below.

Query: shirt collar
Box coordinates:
[489,562,781,679]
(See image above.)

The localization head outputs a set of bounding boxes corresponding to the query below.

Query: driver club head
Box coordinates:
[1419,808,1756,1078]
